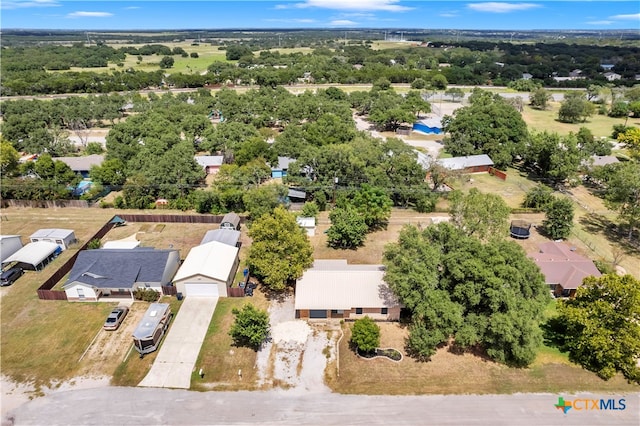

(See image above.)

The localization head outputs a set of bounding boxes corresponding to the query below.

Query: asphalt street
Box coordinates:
[4,387,639,426]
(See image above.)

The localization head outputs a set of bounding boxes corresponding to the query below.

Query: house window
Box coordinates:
[77,288,85,299]
[355,308,363,315]
[331,310,338,314]
[381,308,388,315]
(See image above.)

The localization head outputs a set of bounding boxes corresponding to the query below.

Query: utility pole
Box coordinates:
[332,176,339,206]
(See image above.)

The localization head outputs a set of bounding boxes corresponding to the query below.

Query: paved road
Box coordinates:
[5,387,638,425]
[138,297,218,389]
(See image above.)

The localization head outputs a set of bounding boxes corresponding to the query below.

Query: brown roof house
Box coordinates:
[528,241,601,298]
[295,260,400,321]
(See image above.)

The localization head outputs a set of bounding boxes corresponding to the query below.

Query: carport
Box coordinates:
[2,241,61,271]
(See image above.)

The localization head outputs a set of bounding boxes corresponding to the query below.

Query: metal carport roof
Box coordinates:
[2,241,60,269]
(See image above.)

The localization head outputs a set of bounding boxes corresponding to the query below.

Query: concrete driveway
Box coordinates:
[138,297,218,389]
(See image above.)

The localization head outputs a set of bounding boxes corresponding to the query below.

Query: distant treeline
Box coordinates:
[1,40,639,96]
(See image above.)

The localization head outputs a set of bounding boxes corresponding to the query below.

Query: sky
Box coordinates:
[1,0,639,31]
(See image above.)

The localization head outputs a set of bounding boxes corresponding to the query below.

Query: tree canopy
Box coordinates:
[383,223,549,366]
[448,188,510,240]
[247,206,313,291]
[229,303,270,350]
[351,316,381,354]
[550,274,640,384]
[442,89,528,169]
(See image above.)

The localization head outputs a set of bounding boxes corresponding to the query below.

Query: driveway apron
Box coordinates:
[138,297,218,389]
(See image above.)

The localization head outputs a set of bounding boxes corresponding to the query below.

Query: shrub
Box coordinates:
[87,238,101,249]
[133,288,160,302]
[351,316,380,354]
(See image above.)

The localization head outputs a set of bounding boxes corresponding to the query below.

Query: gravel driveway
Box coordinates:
[255,295,336,392]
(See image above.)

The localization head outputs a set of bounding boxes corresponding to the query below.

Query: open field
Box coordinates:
[329,322,639,395]
[521,101,638,138]
[452,167,541,209]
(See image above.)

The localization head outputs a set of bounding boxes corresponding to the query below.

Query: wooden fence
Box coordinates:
[116,214,245,224]
[488,167,508,181]
[1,199,89,209]
[161,285,177,296]
[227,287,246,298]
[36,220,116,300]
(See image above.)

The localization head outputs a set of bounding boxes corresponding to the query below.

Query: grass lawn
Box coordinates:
[329,322,638,395]
[521,102,636,138]
[449,167,540,209]
[191,294,269,391]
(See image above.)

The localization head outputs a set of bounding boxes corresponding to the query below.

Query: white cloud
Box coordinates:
[439,12,459,18]
[329,19,358,26]
[124,6,140,10]
[586,20,613,26]
[1,0,59,10]
[67,11,113,18]
[467,2,540,13]
[609,13,640,20]
[280,0,412,12]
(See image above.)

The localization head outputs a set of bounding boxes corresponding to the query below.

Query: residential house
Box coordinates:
[173,241,240,298]
[271,156,295,178]
[53,155,104,178]
[29,229,76,251]
[528,241,601,298]
[295,260,401,321]
[604,72,622,81]
[194,155,224,175]
[437,154,494,173]
[63,248,180,301]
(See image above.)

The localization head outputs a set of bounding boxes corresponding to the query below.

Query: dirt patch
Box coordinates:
[76,302,147,377]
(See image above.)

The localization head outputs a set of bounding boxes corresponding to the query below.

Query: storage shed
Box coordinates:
[194,155,224,175]
[220,212,241,231]
[296,216,316,237]
[199,229,241,247]
[29,229,76,251]
[173,241,239,298]
[0,235,23,264]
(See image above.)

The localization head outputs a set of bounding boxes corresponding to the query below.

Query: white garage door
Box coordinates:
[184,283,219,298]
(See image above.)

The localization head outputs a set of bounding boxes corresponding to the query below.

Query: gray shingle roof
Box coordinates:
[64,248,177,289]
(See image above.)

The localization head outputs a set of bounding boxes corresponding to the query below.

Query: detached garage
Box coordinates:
[173,241,239,298]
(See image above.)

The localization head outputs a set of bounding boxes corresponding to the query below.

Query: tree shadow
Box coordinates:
[540,316,567,351]
[579,213,640,256]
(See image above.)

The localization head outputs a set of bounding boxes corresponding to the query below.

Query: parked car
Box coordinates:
[1,267,23,286]
[103,306,129,331]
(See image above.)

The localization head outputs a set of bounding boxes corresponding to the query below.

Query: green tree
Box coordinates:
[593,162,640,240]
[617,127,640,160]
[543,197,574,239]
[553,274,640,383]
[242,184,288,220]
[351,316,380,354]
[85,142,104,155]
[247,206,313,291]
[159,56,174,69]
[529,88,552,110]
[0,140,20,177]
[431,74,448,90]
[383,223,548,365]
[90,158,127,186]
[445,87,464,102]
[449,188,510,240]
[352,184,393,231]
[410,78,427,89]
[443,89,528,168]
[608,101,629,118]
[326,206,368,249]
[522,185,554,209]
[558,92,595,123]
[577,127,611,156]
[300,201,319,219]
[229,304,270,350]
